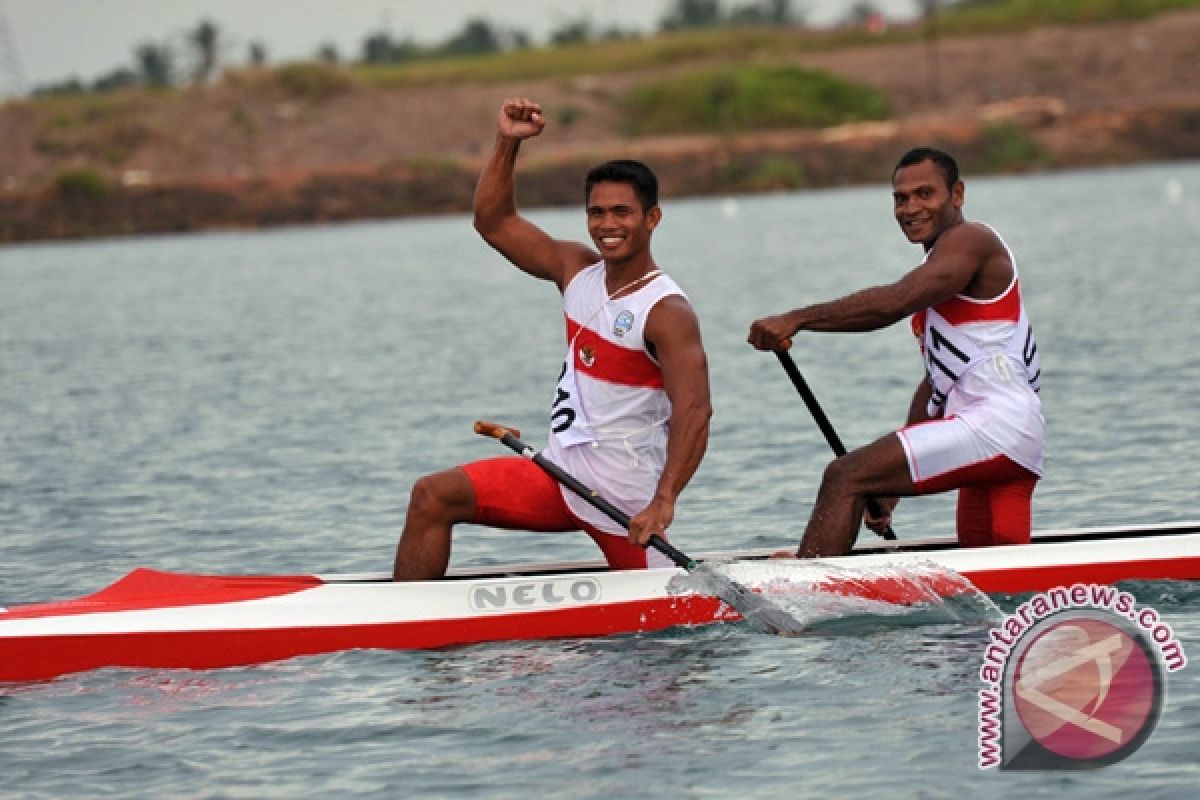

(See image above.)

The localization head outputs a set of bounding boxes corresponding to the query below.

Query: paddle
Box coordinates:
[474,420,804,635]
[773,349,899,542]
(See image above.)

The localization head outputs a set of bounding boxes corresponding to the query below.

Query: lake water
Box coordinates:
[2,162,1199,798]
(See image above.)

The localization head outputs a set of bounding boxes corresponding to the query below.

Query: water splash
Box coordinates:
[681,563,808,636]
[670,558,1004,633]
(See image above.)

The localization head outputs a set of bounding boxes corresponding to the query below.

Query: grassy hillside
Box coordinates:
[338,0,1200,89]
[938,0,1200,31]
[3,0,1198,242]
[20,0,1200,144]
[623,65,890,135]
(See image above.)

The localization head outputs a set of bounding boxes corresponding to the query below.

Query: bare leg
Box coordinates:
[797,433,916,557]
[393,467,477,581]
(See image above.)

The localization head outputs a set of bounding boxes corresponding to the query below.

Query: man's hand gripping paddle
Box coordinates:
[474,420,805,635]
[774,350,899,542]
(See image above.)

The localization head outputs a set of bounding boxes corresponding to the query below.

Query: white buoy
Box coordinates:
[720,197,739,219]
[1165,178,1183,206]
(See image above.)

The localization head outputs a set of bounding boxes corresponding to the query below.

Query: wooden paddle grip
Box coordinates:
[474,420,521,440]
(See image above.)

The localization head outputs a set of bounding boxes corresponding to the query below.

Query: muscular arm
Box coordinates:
[747,222,999,350]
[626,295,712,546]
[473,99,597,290]
[906,379,936,425]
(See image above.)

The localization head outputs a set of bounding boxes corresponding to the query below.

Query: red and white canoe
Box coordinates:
[2,520,1199,682]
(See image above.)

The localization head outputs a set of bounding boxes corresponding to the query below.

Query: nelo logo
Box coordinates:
[469,577,601,612]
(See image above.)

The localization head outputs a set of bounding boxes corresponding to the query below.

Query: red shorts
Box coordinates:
[898,416,1038,547]
[910,455,1037,548]
[460,457,651,569]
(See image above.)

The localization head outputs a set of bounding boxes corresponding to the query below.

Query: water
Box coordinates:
[2,162,1199,797]
[705,558,1006,630]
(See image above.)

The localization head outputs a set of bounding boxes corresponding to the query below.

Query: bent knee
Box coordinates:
[820,456,859,492]
[822,436,911,497]
[408,470,475,521]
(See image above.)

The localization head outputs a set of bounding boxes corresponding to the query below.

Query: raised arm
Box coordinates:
[473,97,597,290]
[626,295,712,547]
[747,221,1002,350]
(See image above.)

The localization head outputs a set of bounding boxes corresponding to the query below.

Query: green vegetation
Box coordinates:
[344,0,1200,89]
[352,27,820,89]
[34,93,153,165]
[980,121,1053,171]
[229,105,258,137]
[941,0,1200,32]
[221,61,357,102]
[26,0,1200,99]
[717,154,809,191]
[271,63,356,101]
[52,168,111,199]
[35,91,149,124]
[623,65,889,135]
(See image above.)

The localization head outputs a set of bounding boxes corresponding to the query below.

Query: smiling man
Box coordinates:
[393,97,711,580]
[747,147,1044,556]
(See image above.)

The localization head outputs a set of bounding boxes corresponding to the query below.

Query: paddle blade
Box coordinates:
[687,564,807,636]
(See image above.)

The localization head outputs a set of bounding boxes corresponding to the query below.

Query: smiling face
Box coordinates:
[892,158,964,248]
[585,181,661,265]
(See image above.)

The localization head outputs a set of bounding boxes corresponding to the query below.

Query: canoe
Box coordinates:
[2,520,1199,682]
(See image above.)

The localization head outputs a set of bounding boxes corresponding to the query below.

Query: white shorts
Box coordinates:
[895,415,1040,546]
[897,415,1025,487]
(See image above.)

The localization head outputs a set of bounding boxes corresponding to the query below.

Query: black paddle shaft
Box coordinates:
[774,350,898,542]
[474,420,810,637]
[476,423,696,569]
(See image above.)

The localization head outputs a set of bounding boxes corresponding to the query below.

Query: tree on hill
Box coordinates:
[438,17,531,56]
[361,30,424,64]
[134,41,173,87]
[660,0,724,31]
[187,19,221,83]
[660,0,800,31]
[729,0,796,25]
[248,40,267,67]
[439,17,502,55]
[547,16,644,46]
[316,42,340,64]
[843,1,881,26]
[92,67,138,92]
[548,16,593,46]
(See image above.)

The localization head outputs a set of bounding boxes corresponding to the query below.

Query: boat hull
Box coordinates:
[3,522,1199,682]
[3,596,734,683]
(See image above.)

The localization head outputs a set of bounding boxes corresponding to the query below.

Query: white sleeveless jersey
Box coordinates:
[544,262,684,534]
[910,225,1046,475]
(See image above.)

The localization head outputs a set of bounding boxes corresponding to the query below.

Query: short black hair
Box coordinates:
[585,160,659,211]
[893,147,959,190]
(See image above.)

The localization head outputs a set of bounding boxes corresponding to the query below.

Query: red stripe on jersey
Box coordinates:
[566,317,664,389]
[932,278,1022,326]
[910,309,926,345]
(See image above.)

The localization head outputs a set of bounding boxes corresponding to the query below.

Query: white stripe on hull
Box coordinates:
[0,568,680,637]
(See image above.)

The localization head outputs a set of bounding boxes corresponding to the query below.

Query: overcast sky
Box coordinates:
[1,0,923,91]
